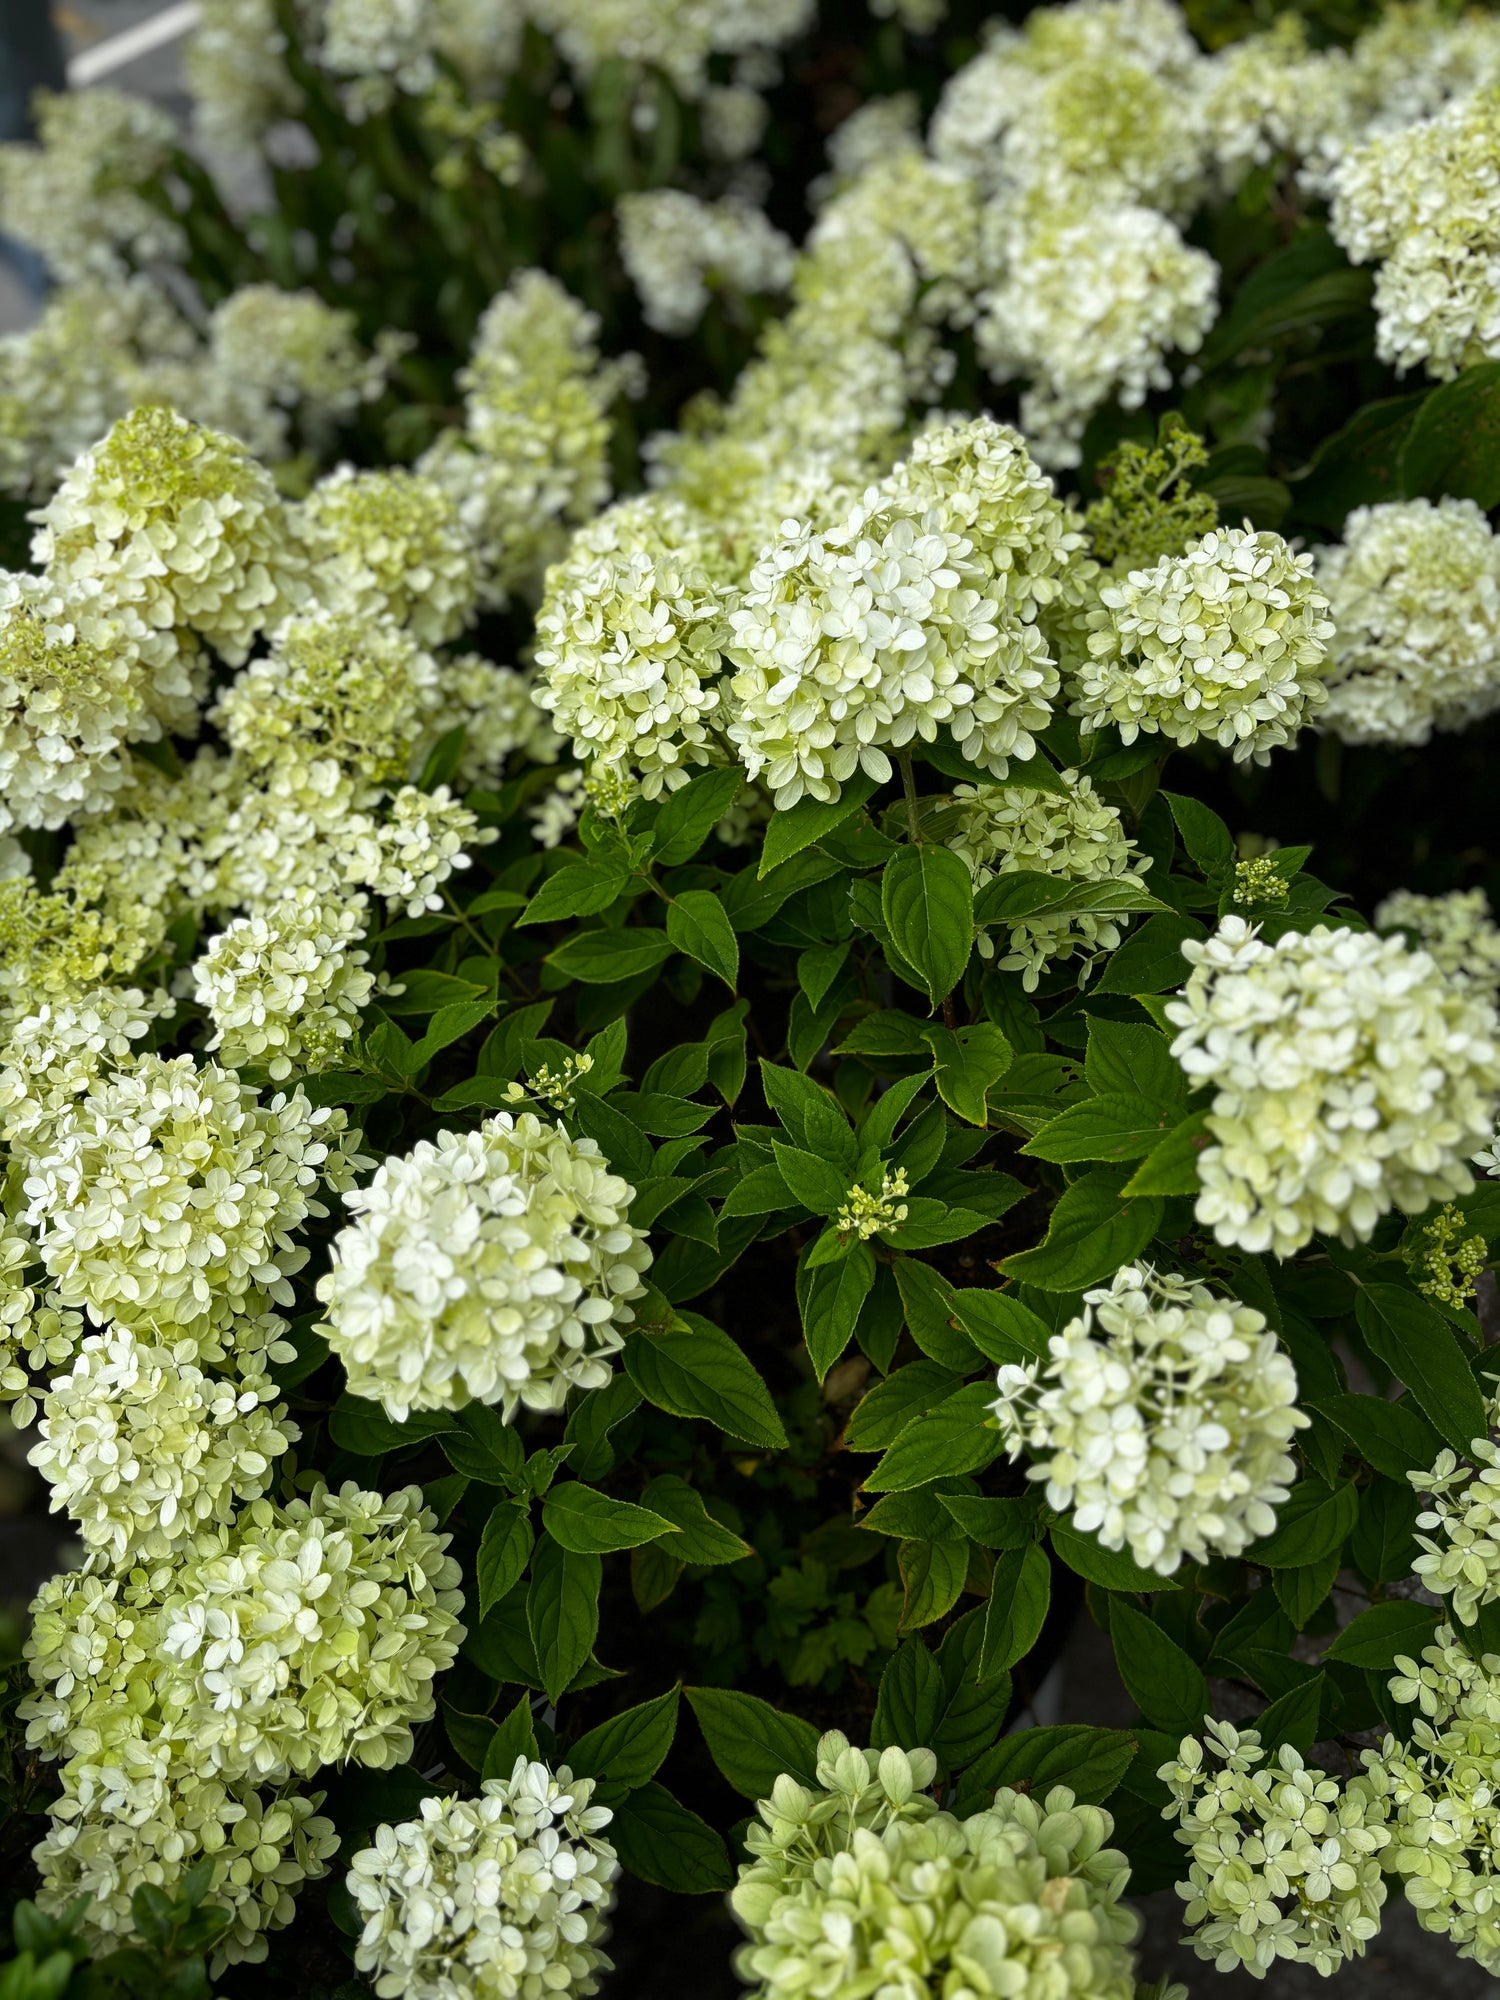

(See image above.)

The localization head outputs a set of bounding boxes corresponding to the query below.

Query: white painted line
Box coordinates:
[66,2,201,87]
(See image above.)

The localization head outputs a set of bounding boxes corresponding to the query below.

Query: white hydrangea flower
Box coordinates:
[418,271,640,606]
[0,88,184,283]
[1331,88,1500,381]
[192,890,377,1078]
[992,1264,1306,1574]
[434,653,560,786]
[35,1764,337,1971]
[1315,498,1500,747]
[0,277,199,503]
[185,0,302,154]
[33,406,307,675]
[320,0,439,108]
[30,1327,297,1566]
[734,1730,1141,1999]
[0,984,174,1159]
[198,285,396,458]
[1363,1624,1500,1971]
[976,197,1218,469]
[533,493,731,795]
[212,611,444,814]
[930,0,1207,203]
[22,1482,464,1785]
[317,1111,651,1420]
[1073,526,1332,762]
[617,190,794,335]
[0,1221,81,1431]
[528,765,588,849]
[0,572,159,833]
[1161,1721,1390,1979]
[948,769,1150,987]
[1409,1396,1500,1624]
[349,783,492,917]
[19,1052,364,1345]
[1166,917,1500,1257]
[294,465,478,645]
[347,1758,619,2000]
[0,876,162,1022]
[1377,887,1500,999]
[527,0,813,99]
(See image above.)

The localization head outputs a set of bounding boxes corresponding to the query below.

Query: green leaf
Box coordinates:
[518,860,629,926]
[562,1374,643,1483]
[381,969,486,1016]
[864,1382,1004,1491]
[798,940,852,1011]
[1084,1018,1183,1105]
[797,1239,877,1380]
[1274,1548,1341,1629]
[922,1023,1013,1125]
[1248,1479,1358,1569]
[951,1288,1053,1366]
[328,1395,458,1457]
[527,1535,601,1704]
[882,846,974,1006]
[1050,1523,1175,1593]
[1325,1600,1441,1670]
[651,767,748,867]
[541,1482,677,1555]
[481,1692,539,1780]
[1111,1600,1209,1736]
[759,1060,855,1163]
[1255,1674,1324,1757]
[936,1492,1039,1550]
[441,1404,526,1488]
[891,1258,975,1371]
[1092,913,1206,997]
[666,890,740,990]
[979,1542,1051,1678]
[639,1474,753,1563]
[932,1612,1012,1769]
[608,1781,733,1894]
[624,1312,788,1448]
[1311,1394,1439,1482]
[466,1582,541,1686]
[1355,1284,1487,1453]
[1121,1111,1211,1196]
[569,1686,680,1795]
[408,998,494,1068]
[476,1501,534,1619]
[844,1362,963,1451]
[1400,361,1500,509]
[546,928,674,984]
[1162,792,1234,882]
[1023,1092,1180,1165]
[898,1536,969,1631]
[1293,390,1428,530]
[872,1640,945,1751]
[773,1141,848,1216]
[758,772,879,877]
[1000,1168,1164,1291]
[954,1727,1137,1815]
[685,1687,820,1797]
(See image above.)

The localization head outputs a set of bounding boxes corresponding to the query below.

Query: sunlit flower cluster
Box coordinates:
[347,1758,619,2000]
[293,465,478,644]
[1167,917,1500,1256]
[1410,1395,1500,1623]
[992,1264,1306,1573]
[192,890,377,1077]
[316,1110,652,1420]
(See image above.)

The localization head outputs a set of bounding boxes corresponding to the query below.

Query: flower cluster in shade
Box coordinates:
[991,1264,1307,1575]
[1377,887,1500,999]
[1166,916,1500,1257]
[20,1482,462,1964]
[1409,1393,1500,1624]
[1315,499,1500,748]
[947,769,1151,987]
[1160,1721,1391,1979]
[617,189,794,335]
[346,1758,619,2000]
[732,1731,1146,1998]
[316,1110,653,1421]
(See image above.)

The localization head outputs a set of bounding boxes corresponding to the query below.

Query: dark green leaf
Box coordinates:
[639,1474,753,1563]
[951,1290,1053,1366]
[651,767,749,866]
[882,846,974,1006]
[1050,1523,1176,1593]
[547,928,674,984]
[898,1535,969,1631]
[892,1257,975,1370]
[1111,1600,1209,1736]
[922,1022,1013,1125]
[937,1492,1039,1550]
[1256,1674,1323,1756]
[518,860,629,926]
[608,1781,733,1894]
[844,1362,963,1451]
[1312,1394,1440,1482]
[1023,1092,1179,1165]
[872,1640,945,1751]
[773,1142,848,1216]
[1000,1168,1164,1291]
[328,1395,457,1457]
[954,1727,1137,1814]
[1325,1600,1441,1669]
[1355,1284,1487,1452]
[527,1535,601,1705]
[569,1686,680,1794]
[685,1687,820,1797]
[624,1312,788,1448]
[476,1501,534,1619]
[481,1692,539,1779]
[864,1382,1004,1491]
[1248,1479,1358,1569]
[1084,1018,1183,1104]
[979,1542,1051,1678]
[1293,390,1428,531]
[758,773,880,877]
[1092,913,1206,996]
[1401,361,1500,509]
[1121,1111,1211,1196]
[541,1482,677,1555]
[797,1239,877,1380]
[666,890,740,989]
[1162,793,1235,882]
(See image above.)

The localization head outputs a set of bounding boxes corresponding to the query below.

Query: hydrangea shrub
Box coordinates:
[5,0,1500,1994]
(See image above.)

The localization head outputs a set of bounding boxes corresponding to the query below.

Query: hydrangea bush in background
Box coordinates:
[5,0,1500,1995]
